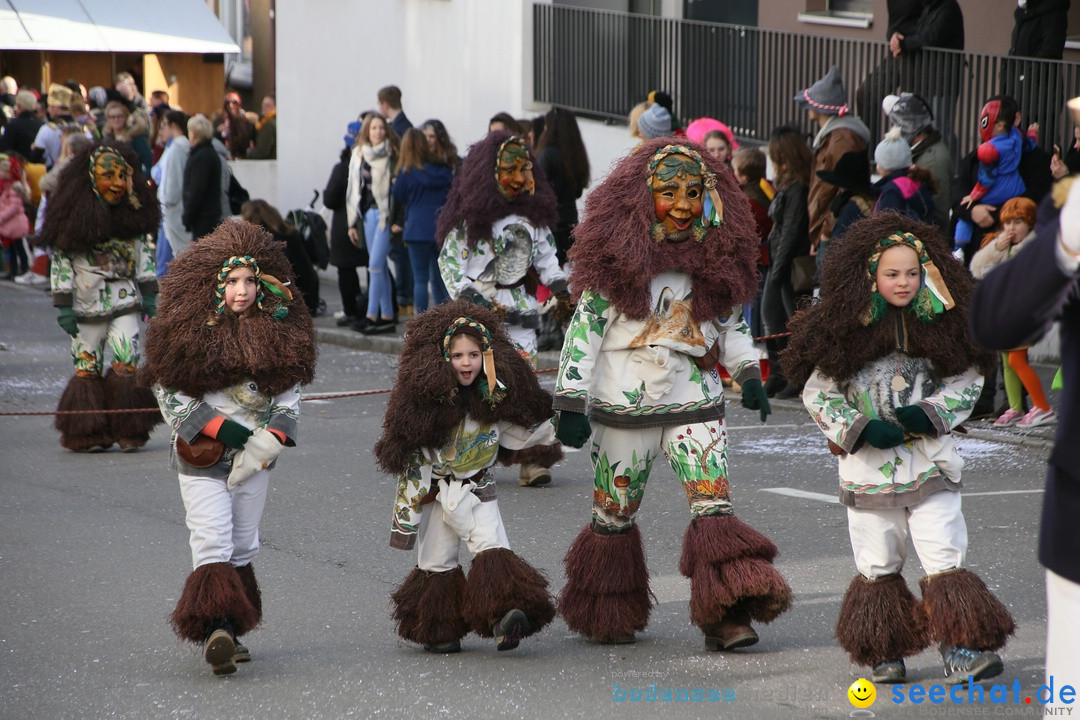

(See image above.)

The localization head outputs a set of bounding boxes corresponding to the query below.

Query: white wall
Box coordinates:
[271,0,636,215]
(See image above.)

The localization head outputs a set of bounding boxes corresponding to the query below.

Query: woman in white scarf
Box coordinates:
[347,113,399,333]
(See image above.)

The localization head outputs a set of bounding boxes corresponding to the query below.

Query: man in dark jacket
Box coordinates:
[323,121,369,329]
[182,116,222,240]
[970,175,1080,716]
[856,0,923,144]
[0,90,43,160]
[1007,0,1071,148]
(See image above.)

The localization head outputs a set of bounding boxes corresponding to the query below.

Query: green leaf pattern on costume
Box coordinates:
[153,386,201,432]
[108,333,138,371]
[558,290,609,392]
[591,445,653,517]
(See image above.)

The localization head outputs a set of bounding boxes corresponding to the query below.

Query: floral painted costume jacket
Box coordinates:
[154,381,301,481]
[438,215,567,329]
[51,234,157,319]
[390,416,558,549]
[552,271,761,429]
[803,356,982,509]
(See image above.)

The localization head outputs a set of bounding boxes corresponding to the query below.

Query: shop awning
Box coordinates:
[0,0,241,54]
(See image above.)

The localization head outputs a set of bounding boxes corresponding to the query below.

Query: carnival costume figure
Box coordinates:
[140,220,317,675]
[553,137,792,649]
[436,131,571,487]
[375,299,562,653]
[782,213,1015,684]
[35,141,162,452]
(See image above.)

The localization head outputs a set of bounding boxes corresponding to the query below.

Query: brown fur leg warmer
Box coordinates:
[104,366,163,446]
[679,514,793,628]
[835,573,930,666]
[169,562,260,643]
[55,374,112,451]
[235,563,262,629]
[497,442,564,469]
[920,568,1015,651]
[390,566,469,646]
[557,523,653,641]
[463,547,555,638]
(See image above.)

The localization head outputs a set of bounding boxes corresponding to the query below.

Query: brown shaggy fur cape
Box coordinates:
[374,299,557,476]
[140,221,316,398]
[567,136,759,322]
[35,140,160,252]
[781,212,993,387]
[434,131,559,246]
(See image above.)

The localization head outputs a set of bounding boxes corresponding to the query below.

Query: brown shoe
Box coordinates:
[703,618,759,651]
[518,463,552,487]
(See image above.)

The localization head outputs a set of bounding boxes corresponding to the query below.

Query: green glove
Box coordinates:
[556,411,592,449]
[57,306,79,337]
[142,293,157,319]
[215,419,253,450]
[895,405,934,435]
[740,377,772,423]
[860,419,906,449]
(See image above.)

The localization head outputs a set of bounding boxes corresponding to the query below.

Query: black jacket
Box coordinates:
[970,195,1080,584]
[900,0,964,52]
[323,147,368,268]
[0,111,43,160]
[1010,0,1070,59]
[182,140,223,240]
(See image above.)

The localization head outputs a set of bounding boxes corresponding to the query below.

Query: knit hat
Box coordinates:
[47,83,73,109]
[999,196,1037,228]
[884,92,934,142]
[637,103,673,139]
[344,120,362,149]
[874,126,912,172]
[793,66,849,116]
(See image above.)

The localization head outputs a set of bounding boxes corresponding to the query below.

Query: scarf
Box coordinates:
[361,141,392,230]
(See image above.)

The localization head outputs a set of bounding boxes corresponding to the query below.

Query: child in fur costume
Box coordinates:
[781,212,1014,685]
[436,131,571,487]
[34,140,162,452]
[375,299,561,654]
[140,220,316,676]
[553,137,792,650]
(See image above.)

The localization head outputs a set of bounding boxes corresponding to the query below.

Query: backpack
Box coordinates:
[287,207,330,270]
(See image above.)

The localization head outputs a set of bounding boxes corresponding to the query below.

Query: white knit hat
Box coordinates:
[874,126,912,172]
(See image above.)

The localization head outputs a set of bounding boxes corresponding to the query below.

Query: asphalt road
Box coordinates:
[0,276,1063,720]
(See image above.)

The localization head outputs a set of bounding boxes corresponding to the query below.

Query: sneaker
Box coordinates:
[14,271,47,286]
[871,659,907,684]
[519,463,552,487]
[1017,406,1056,428]
[940,644,1003,684]
[493,608,530,651]
[361,319,396,335]
[992,408,1024,427]
[203,628,237,676]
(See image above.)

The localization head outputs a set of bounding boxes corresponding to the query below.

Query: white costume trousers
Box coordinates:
[1045,569,1080,715]
[846,490,967,579]
[417,496,509,573]
[178,469,270,569]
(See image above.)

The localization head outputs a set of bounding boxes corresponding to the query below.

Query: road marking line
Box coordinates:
[760,488,839,504]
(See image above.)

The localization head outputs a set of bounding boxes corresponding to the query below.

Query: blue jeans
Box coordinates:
[155,225,172,277]
[406,241,449,312]
[364,207,394,319]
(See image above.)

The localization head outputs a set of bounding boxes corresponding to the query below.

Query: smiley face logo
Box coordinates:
[848,678,876,708]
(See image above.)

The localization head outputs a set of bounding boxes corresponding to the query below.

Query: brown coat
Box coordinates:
[808,126,868,249]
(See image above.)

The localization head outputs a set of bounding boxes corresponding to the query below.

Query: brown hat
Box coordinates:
[999,196,1036,228]
[47,83,73,109]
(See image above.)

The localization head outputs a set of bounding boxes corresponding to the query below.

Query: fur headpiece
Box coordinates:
[567,136,758,322]
[434,131,558,246]
[781,212,992,387]
[140,220,317,398]
[35,140,160,253]
[374,299,556,475]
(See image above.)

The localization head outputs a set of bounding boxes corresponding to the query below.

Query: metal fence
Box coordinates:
[533,3,1080,160]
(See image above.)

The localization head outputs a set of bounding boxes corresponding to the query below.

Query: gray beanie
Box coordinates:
[885,92,934,142]
[637,103,673,139]
[874,126,913,172]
